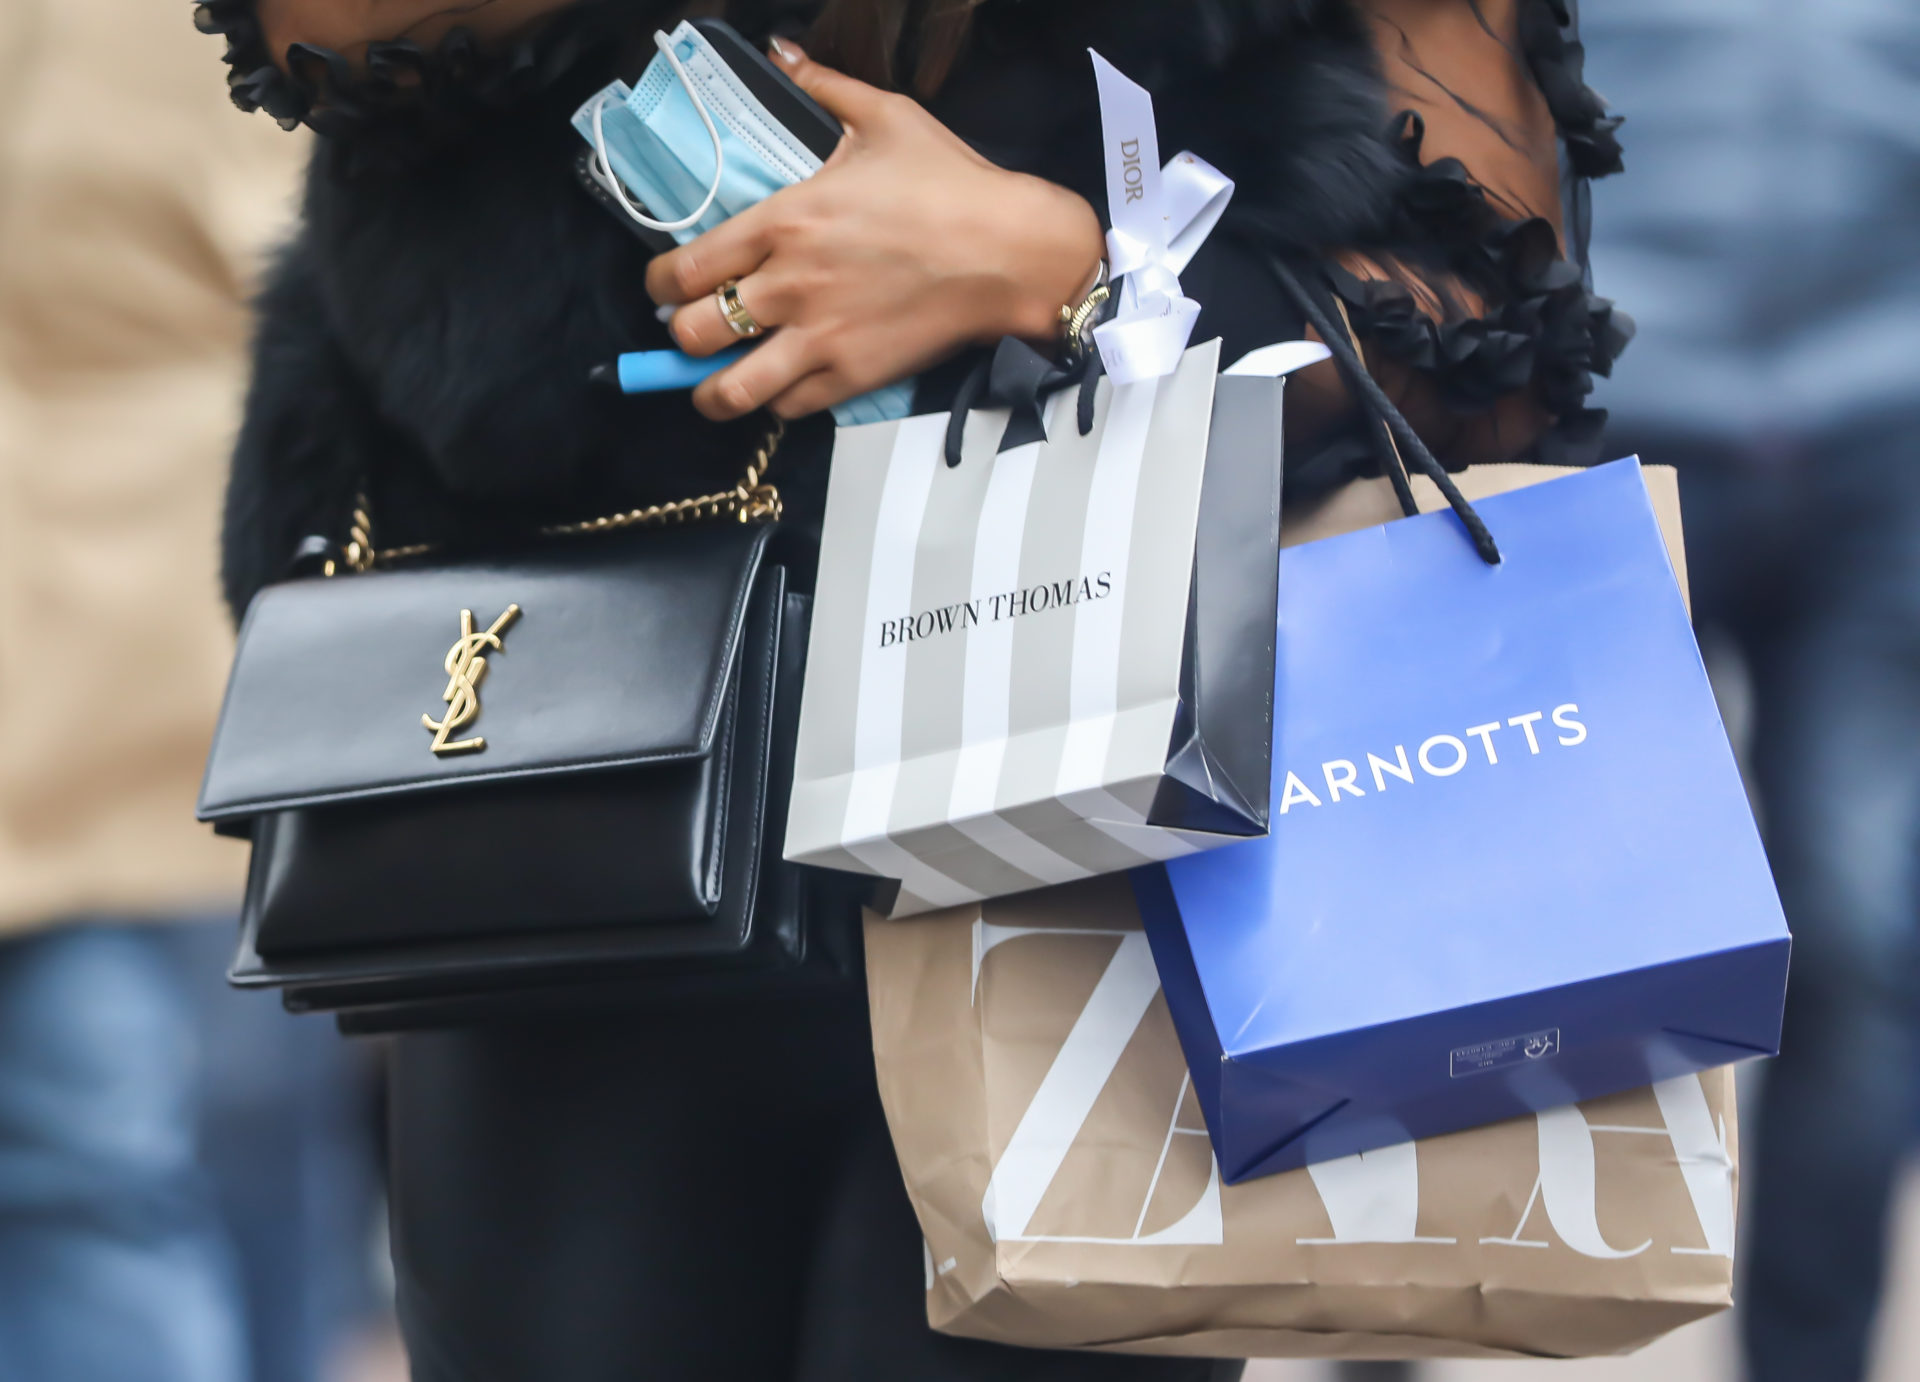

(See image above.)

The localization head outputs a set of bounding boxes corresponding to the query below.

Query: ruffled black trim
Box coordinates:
[1329,122,1633,406]
[1523,0,1624,181]
[193,0,304,130]
[193,0,626,148]
[1326,0,1630,467]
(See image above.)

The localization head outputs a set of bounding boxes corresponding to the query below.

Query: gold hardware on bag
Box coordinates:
[539,420,785,536]
[423,605,521,756]
[325,421,785,576]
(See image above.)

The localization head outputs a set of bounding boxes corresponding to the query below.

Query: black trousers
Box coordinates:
[387,987,1244,1382]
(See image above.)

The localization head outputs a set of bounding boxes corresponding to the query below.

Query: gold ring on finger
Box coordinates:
[717,279,763,338]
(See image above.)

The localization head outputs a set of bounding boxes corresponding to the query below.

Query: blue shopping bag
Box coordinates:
[1134,458,1790,1184]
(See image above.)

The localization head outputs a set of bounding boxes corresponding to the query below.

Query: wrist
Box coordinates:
[990,178,1107,349]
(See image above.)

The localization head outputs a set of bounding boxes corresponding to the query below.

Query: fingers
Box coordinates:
[768,38,890,126]
[646,43,895,310]
[692,329,817,422]
[670,275,794,358]
[765,368,858,421]
[645,212,774,306]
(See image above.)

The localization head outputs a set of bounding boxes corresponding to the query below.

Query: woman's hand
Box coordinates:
[645,41,1106,422]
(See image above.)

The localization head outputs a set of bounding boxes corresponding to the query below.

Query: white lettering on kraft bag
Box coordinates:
[786,52,1306,917]
[862,884,1741,1358]
[974,917,1223,1245]
[969,918,1734,1261]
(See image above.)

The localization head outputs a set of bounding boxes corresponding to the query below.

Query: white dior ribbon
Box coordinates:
[1087,51,1235,385]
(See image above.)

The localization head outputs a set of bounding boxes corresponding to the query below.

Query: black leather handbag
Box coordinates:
[197,431,859,1031]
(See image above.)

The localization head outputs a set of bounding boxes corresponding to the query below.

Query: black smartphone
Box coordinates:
[576,19,843,249]
[691,19,842,161]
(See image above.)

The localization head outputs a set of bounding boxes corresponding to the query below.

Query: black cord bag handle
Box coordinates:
[939,256,1502,567]
[1268,256,1502,565]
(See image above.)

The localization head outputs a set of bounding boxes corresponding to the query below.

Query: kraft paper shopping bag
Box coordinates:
[869,875,1740,1358]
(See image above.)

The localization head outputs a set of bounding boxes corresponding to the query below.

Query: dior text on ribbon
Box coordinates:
[1087,50,1233,384]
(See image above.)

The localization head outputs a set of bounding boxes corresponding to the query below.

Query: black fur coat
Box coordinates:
[199,0,1624,618]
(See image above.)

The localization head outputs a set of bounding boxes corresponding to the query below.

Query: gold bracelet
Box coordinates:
[1057,259,1111,363]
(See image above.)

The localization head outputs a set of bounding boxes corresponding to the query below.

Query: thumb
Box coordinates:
[769,38,887,126]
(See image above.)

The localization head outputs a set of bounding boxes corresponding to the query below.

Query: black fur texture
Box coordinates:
[221,0,1409,618]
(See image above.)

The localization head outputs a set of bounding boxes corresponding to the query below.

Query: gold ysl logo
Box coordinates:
[423,605,521,755]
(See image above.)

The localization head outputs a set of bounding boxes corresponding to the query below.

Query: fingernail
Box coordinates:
[769,36,802,64]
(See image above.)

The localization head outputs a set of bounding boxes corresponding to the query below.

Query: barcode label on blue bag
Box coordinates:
[1450,1028,1561,1078]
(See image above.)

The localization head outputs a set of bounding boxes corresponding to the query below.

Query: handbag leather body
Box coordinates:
[199,488,861,1031]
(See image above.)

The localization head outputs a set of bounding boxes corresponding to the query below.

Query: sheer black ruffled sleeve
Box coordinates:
[192,0,628,154]
[1330,113,1631,465]
[1317,0,1631,472]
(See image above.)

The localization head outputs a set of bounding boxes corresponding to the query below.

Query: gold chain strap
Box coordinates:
[325,421,785,576]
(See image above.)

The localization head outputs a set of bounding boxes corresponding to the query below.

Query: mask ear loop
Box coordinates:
[591,30,727,234]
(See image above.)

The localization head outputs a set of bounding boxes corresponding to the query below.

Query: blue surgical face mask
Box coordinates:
[572,24,822,244]
[571,24,913,427]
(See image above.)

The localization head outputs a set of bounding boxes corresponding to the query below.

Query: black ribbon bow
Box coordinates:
[942,335,1105,468]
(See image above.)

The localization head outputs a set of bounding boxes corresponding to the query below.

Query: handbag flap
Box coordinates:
[198,523,773,822]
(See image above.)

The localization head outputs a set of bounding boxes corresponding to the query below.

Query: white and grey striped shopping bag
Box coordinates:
[785,337,1289,917]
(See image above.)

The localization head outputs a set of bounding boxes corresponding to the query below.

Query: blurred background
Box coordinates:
[1,1,1914,1380]
[0,1,399,1379]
